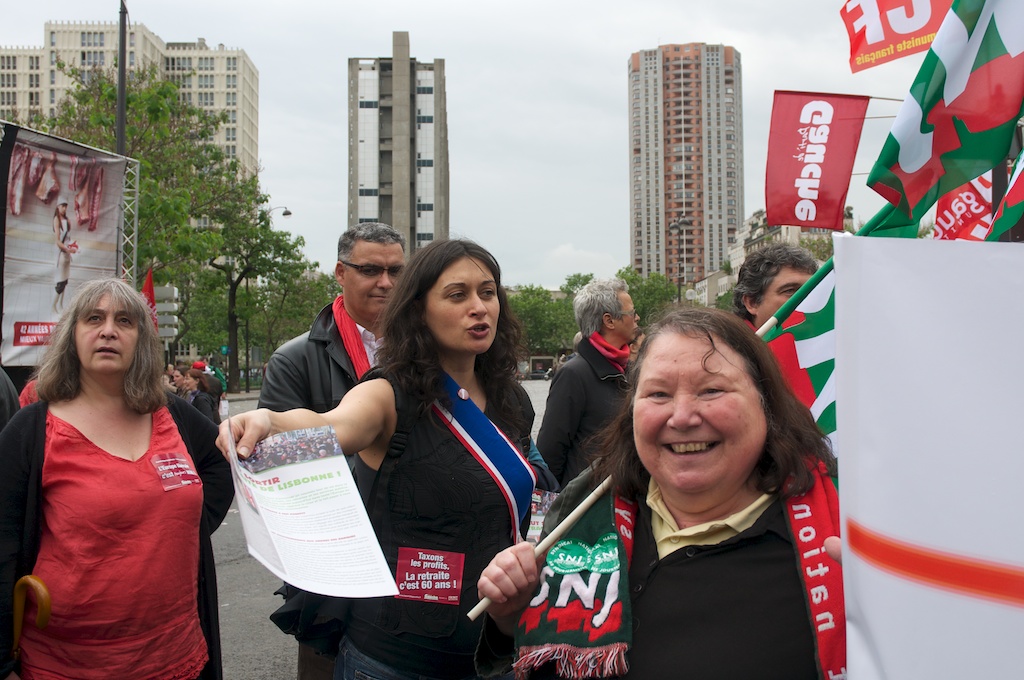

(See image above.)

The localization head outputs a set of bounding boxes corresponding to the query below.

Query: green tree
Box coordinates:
[507,285,576,357]
[559,273,594,297]
[615,267,678,327]
[249,269,338,365]
[207,204,311,391]
[38,62,258,271]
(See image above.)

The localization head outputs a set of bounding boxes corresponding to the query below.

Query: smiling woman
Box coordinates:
[0,278,233,680]
[476,307,842,679]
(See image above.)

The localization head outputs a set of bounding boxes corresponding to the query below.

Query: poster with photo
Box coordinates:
[1,124,127,366]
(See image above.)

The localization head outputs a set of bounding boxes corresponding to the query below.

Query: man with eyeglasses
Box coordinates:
[258,222,405,679]
[538,277,639,486]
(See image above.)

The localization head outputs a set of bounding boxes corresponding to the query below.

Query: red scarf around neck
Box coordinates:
[589,331,630,373]
[332,295,371,379]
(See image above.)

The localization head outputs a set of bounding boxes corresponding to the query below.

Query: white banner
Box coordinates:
[834,236,1024,679]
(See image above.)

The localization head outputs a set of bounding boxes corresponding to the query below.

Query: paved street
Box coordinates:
[213,379,551,679]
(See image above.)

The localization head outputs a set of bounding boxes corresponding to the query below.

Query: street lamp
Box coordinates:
[244,205,293,392]
[668,216,693,302]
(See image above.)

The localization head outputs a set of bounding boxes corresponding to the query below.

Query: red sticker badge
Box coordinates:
[394,547,465,605]
[151,453,201,491]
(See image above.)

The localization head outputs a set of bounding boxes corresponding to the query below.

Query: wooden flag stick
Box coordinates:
[467,475,613,621]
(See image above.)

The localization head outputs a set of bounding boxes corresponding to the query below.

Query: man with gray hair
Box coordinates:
[538,277,639,486]
[260,222,406,413]
[259,222,405,679]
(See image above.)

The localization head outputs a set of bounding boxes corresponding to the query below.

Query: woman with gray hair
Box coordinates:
[0,278,233,680]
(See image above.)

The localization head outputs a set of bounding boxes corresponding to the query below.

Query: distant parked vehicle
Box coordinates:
[528,369,551,381]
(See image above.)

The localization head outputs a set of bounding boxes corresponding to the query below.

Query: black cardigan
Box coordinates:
[0,395,234,679]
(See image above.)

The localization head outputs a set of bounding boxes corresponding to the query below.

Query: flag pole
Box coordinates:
[760,203,913,341]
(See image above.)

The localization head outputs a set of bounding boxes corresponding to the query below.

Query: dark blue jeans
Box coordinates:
[334,637,508,680]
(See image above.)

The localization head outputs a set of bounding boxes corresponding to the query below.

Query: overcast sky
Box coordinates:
[3,0,927,287]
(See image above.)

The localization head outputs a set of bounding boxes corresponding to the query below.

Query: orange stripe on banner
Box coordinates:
[847,519,1024,608]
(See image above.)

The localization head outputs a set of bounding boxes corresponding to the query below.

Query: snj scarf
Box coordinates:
[332,295,371,378]
[513,462,845,679]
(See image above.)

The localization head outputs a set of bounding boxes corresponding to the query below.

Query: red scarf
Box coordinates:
[589,332,630,373]
[332,295,371,379]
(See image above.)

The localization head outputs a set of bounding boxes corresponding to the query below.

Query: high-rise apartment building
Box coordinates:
[348,32,449,252]
[629,42,743,286]
[0,22,258,172]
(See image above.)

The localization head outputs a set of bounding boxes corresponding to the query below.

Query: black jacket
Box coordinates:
[0,396,234,679]
[190,389,221,424]
[259,303,359,413]
[537,337,628,485]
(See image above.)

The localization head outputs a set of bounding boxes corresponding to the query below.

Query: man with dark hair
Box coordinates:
[733,242,818,331]
[259,222,406,413]
[538,278,638,486]
[733,242,819,408]
[258,222,405,679]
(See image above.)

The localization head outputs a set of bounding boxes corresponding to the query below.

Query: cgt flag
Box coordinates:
[933,171,993,240]
[841,0,949,73]
[766,91,869,230]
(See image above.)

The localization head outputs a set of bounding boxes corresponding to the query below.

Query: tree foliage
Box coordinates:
[35,62,256,271]
[615,267,678,327]
[507,285,576,357]
[32,62,327,388]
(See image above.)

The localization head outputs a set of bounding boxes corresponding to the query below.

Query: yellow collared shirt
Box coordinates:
[646,479,776,559]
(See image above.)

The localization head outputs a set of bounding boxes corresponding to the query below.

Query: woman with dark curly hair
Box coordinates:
[221,238,551,679]
[477,307,842,679]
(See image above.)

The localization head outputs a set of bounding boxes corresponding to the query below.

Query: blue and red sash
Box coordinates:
[431,374,537,541]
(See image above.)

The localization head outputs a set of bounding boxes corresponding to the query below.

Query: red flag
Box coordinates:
[141,268,159,329]
[765,91,870,230]
[841,0,949,73]
[933,172,994,240]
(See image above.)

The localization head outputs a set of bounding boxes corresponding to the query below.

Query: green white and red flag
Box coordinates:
[987,149,1024,240]
[867,0,1024,221]
[761,0,1024,450]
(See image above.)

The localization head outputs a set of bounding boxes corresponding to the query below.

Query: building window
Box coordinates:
[198,74,214,89]
[224,145,236,159]
[225,92,236,106]
[29,56,40,70]
[50,89,55,104]
[226,74,237,89]
[416,86,433,94]
[358,217,379,223]
[358,189,379,196]
[50,32,56,47]
[29,73,39,88]
[227,110,236,123]
[226,57,237,71]
[1,56,16,70]
[198,57,215,71]
[0,74,15,88]
[417,233,434,243]
[358,100,379,108]
[415,115,433,124]
[198,92,215,107]
[416,203,434,211]
[416,159,433,167]
[225,127,236,141]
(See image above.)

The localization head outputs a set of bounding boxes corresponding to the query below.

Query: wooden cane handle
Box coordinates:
[11,576,51,657]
